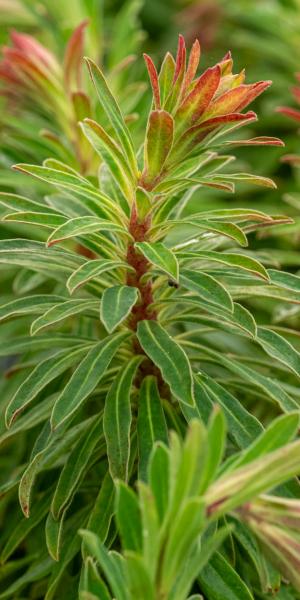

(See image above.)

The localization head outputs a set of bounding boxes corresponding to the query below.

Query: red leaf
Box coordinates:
[276,106,300,122]
[173,34,186,84]
[143,53,161,109]
[10,31,58,71]
[64,20,89,92]
[225,136,284,147]
[168,111,256,163]
[183,38,201,93]
[176,65,221,130]
[205,81,271,118]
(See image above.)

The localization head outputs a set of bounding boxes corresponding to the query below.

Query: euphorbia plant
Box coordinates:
[1,33,300,598]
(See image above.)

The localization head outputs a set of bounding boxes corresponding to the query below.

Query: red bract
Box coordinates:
[141,35,282,190]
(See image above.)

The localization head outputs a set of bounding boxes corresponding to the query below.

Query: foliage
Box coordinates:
[1,5,300,599]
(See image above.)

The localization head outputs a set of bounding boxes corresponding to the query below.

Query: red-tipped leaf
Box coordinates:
[143,53,161,109]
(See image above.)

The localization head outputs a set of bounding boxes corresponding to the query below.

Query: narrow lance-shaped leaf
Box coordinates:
[137,320,195,406]
[67,259,129,294]
[115,482,142,552]
[136,241,179,281]
[0,294,64,322]
[177,250,269,280]
[80,118,135,200]
[104,356,142,481]
[85,57,138,178]
[30,299,99,336]
[143,54,161,109]
[137,375,168,481]
[51,331,131,429]
[64,20,88,91]
[51,416,103,519]
[100,286,139,333]
[180,269,233,312]
[141,110,174,187]
[257,327,300,378]
[46,216,129,247]
[5,346,90,428]
[175,65,221,135]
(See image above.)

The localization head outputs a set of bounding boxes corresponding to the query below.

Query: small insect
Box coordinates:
[168,280,179,289]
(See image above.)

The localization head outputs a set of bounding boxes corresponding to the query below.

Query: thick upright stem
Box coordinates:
[126,203,157,331]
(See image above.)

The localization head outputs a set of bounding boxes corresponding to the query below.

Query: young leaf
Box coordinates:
[115,482,142,552]
[137,320,195,406]
[100,285,139,333]
[81,118,135,199]
[135,241,179,281]
[104,356,142,480]
[85,57,138,177]
[51,331,130,429]
[142,110,174,185]
[79,530,129,600]
[137,375,168,481]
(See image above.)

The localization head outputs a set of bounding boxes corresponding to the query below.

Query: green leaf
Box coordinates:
[2,211,66,228]
[104,356,142,480]
[142,110,174,184]
[212,171,277,189]
[45,509,66,561]
[160,498,205,593]
[5,346,89,428]
[137,375,168,481]
[81,119,135,200]
[206,439,300,515]
[198,551,254,600]
[51,331,130,429]
[180,269,233,312]
[0,490,51,563]
[257,327,300,377]
[227,412,300,473]
[51,416,103,519]
[126,552,155,600]
[46,216,128,247]
[85,58,138,178]
[269,268,300,291]
[181,219,248,247]
[193,376,263,449]
[0,294,64,322]
[80,557,111,600]
[137,481,160,579]
[0,558,53,599]
[177,250,269,281]
[100,285,139,333]
[31,299,99,335]
[115,482,142,552]
[30,299,99,335]
[200,407,226,493]
[79,530,129,600]
[86,471,115,544]
[135,241,179,281]
[67,259,129,294]
[137,320,195,406]
[149,443,170,522]
[0,191,57,214]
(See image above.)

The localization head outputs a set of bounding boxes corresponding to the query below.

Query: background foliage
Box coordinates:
[1,0,300,599]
